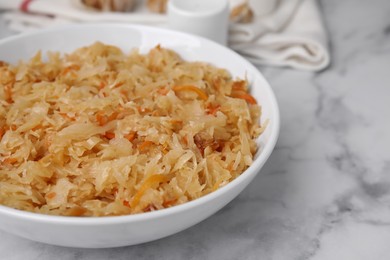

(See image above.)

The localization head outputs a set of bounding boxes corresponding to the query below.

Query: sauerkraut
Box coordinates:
[0,42,265,216]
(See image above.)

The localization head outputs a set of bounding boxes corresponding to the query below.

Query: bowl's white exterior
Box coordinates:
[0,24,280,248]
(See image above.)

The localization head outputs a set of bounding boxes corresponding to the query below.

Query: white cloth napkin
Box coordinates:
[0,0,330,71]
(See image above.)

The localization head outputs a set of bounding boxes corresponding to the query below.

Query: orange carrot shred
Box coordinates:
[124,132,137,142]
[232,80,247,91]
[104,132,115,140]
[130,174,170,208]
[4,82,13,103]
[65,206,87,217]
[59,113,75,121]
[172,85,208,101]
[170,119,182,124]
[206,104,220,116]
[96,111,118,126]
[107,111,119,121]
[4,157,17,165]
[182,136,188,145]
[99,81,106,89]
[162,199,177,208]
[231,92,257,105]
[123,200,130,207]
[0,127,4,140]
[31,124,43,131]
[61,65,80,76]
[113,81,124,88]
[157,87,169,95]
[96,111,106,126]
[138,141,153,152]
[227,163,234,172]
[46,192,56,199]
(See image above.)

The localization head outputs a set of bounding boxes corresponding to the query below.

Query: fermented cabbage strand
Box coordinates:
[0,42,263,216]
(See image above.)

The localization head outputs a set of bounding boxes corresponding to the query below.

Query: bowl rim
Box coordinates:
[0,23,280,225]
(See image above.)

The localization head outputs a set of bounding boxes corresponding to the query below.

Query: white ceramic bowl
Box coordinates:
[0,24,279,248]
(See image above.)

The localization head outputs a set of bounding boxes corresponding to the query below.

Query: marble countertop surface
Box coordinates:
[1,0,390,259]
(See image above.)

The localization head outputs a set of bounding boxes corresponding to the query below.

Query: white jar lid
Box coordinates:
[167,0,229,45]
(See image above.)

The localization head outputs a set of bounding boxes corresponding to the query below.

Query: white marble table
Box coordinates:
[1,0,390,259]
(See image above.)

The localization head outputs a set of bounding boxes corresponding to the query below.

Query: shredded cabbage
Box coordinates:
[0,42,264,216]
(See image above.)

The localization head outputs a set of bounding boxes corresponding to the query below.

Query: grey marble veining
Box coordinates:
[1,0,390,259]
